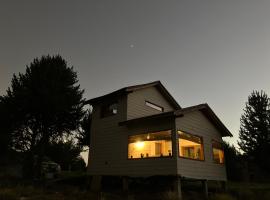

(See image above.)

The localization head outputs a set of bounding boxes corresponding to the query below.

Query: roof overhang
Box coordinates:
[119,111,175,126]
[85,81,181,109]
[174,104,232,137]
[120,104,232,137]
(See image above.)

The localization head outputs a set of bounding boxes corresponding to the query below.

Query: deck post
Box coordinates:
[90,175,102,192]
[122,176,129,193]
[202,179,209,199]
[174,176,182,200]
[221,181,227,191]
[90,175,102,200]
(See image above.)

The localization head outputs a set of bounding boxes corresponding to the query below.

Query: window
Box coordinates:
[128,130,172,159]
[101,102,118,118]
[178,130,204,160]
[212,140,224,164]
[145,101,164,112]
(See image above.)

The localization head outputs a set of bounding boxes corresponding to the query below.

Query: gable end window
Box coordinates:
[101,102,118,118]
[145,101,164,112]
[212,140,224,164]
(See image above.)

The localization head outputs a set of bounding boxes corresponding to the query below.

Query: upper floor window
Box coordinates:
[101,102,118,118]
[212,140,224,164]
[178,130,204,161]
[128,130,172,159]
[145,101,164,112]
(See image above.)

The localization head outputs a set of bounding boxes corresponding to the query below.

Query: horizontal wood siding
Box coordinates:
[88,95,176,176]
[175,111,227,181]
[127,87,174,120]
[87,95,126,175]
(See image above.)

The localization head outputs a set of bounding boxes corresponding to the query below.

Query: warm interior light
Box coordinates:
[128,130,172,159]
[178,132,204,160]
[135,141,145,149]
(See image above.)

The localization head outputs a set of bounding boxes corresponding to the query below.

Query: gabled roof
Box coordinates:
[175,104,233,137]
[85,81,181,109]
[119,103,232,137]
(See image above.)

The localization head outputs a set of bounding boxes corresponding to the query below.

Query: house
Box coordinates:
[86,81,232,197]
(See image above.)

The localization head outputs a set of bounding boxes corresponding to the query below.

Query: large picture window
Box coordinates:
[212,140,224,164]
[178,131,204,161]
[128,130,172,159]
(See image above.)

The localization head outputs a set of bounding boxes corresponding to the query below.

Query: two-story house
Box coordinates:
[86,81,232,197]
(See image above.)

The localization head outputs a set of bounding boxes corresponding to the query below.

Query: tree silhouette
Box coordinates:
[238,91,270,163]
[77,109,91,147]
[46,140,85,171]
[0,97,12,159]
[1,55,85,178]
[223,141,241,181]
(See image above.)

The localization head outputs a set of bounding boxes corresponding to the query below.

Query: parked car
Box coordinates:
[41,161,61,179]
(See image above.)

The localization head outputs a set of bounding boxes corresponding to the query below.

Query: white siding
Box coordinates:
[127,87,174,120]
[175,111,227,181]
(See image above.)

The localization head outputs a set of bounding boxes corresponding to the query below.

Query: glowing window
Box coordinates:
[212,140,224,164]
[178,131,204,161]
[128,130,172,159]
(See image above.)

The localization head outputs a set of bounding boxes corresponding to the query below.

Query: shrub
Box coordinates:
[0,188,18,200]
[210,193,236,200]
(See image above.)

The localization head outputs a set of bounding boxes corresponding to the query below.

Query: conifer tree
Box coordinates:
[238,91,270,158]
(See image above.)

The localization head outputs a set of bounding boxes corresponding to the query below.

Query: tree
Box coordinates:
[223,141,242,181]
[1,55,85,177]
[46,140,85,171]
[77,109,91,147]
[238,91,270,173]
[0,97,13,160]
[238,91,270,157]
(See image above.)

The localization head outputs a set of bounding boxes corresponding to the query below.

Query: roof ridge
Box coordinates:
[86,80,181,109]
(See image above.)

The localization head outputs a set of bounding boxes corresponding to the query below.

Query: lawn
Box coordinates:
[1,173,270,200]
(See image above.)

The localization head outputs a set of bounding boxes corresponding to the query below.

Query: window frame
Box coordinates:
[177,130,205,162]
[212,140,225,164]
[100,101,118,118]
[127,129,173,160]
[145,101,164,112]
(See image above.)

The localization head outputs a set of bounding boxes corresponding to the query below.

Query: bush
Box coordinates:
[0,188,18,200]
[210,193,236,200]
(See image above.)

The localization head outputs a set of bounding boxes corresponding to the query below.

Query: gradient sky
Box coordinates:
[1,0,270,151]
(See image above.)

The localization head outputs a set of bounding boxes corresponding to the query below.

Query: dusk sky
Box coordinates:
[1,0,270,150]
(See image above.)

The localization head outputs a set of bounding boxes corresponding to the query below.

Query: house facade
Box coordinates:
[86,81,232,182]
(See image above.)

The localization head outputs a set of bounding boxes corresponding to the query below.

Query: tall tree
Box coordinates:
[1,55,85,177]
[0,97,12,158]
[223,142,241,181]
[77,109,91,147]
[238,91,270,157]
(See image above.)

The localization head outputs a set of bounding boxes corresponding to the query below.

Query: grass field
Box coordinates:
[1,173,270,200]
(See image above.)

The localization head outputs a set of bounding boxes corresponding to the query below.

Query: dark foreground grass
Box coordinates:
[0,173,270,200]
[1,183,270,200]
[0,185,91,200]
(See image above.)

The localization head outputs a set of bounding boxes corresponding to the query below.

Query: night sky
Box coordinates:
[1,0,270,152]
